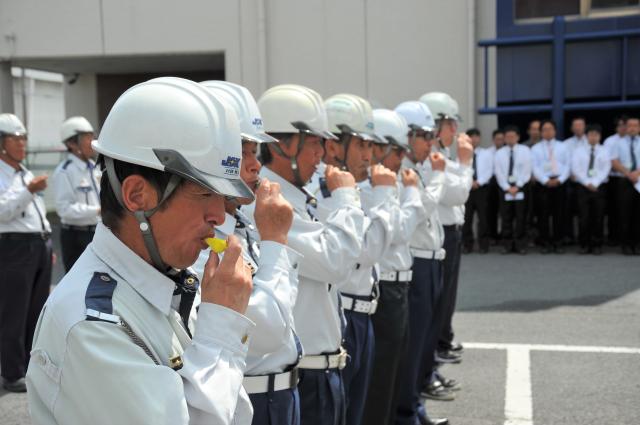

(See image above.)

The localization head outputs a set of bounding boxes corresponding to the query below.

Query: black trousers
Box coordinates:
[563,180,579,241]
[462,185,490,250]
[605,176,621,244]
[534,183,566,247]
[438,226,462,349]
[500,189,527,251]
[486,177,501,240]
[0,236,51,381]
[60,227,95,272]
[576,185,606,249]
[299,368,345,425]
[617,178,640,250]
[362,282,409,425]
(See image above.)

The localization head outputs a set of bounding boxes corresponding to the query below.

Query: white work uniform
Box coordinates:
[494,145,533,192]
[26,223,254,425]
[431,145,474,226]
[610,135,640,173]
[51,155,101,226]
[192,211,302,376]
[572,144,611,189]
[473,147,494,187]
[0,160,51,234]
[603,133,625,178]
[243,167,365,356]
[306,163,394,297]
[564,134,588,153]
[401,157,446,256]
[531,139,571,184]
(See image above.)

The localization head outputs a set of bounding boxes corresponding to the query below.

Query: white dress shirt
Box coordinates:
[192,211,302,376]
[243,166,365,356]
[472,147,494,186]
[564,134,588,152]
[494,145,532,192]
[610,134,640,172]
[27,223,254,425]
[571,144,611,188]
[51,154,101,226]
[603,133,625,178]
[531,139,571,184]
[0,159,51,234]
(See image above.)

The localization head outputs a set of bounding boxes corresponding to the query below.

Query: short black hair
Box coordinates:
[98,156,182,232]
[540,119,556,130]
[614,115,628,125]
[466,128,481,137]
[492,129,504,138]
[571,116,586,124]
[503,125,520,136]
[586,124,602,134]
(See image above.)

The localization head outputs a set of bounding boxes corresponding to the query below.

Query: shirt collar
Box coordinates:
[67,153,90,170]
[216,212,237,237]
[402,156,421,171]
[261,166,308,213]
[0,157,24,177]
[90,223,176,316]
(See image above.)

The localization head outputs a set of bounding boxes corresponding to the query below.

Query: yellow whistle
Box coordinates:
[205,237,228,254]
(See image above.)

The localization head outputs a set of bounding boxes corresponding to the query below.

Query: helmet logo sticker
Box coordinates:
[222,156,241,176]
[252,118,263,129]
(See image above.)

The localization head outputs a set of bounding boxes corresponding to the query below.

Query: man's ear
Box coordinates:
[121,175,158,212]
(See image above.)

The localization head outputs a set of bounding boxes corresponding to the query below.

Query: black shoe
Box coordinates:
[462,246,473,254]
[448,341,464,352]
[592,246,603,255]
[540,246,552,254]
[2,377,27,393]
[579,246,590,255]
[500,247,511,255]
[418,412,449,425]
[436,350,462,364]
[434,372,462,392]
[421,380,456,401]
[622,246,634,256]
[554,246,565,254]
[479,247,489,254]
[517,248,528,255]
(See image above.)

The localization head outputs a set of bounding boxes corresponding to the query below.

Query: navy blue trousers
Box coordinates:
[299,367,345,425]
[394,258,443,425]
[342,308,375,425]
[250,387,300,425]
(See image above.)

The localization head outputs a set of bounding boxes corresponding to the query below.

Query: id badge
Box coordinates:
[587,169,596,178]
[508,175,517,184]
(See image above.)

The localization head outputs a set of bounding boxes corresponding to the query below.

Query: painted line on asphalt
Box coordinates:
[504,347,533,425]
[464,342,640,354]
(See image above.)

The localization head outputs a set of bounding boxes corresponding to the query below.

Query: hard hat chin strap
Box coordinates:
[104,156,182,272]
[270,133,308,188]
[334,133,352,173]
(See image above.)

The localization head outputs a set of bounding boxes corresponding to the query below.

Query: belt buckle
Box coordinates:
[40,232,50,241]
[338,348,348,370]
[369,299,378,315]
[289,368,299,387]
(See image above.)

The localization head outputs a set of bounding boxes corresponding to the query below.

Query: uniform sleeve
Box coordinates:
[439,166,473,207]
[54,305,253,425]
[288,187,365,285]
[355,186,395,267]
[0,183,35,222]
[494,151,509,191]
[392,185,426,244]
[594,151,611,187]
[244,242,301,354]
[531,146,549,185]
[478,153,494,186]
[52,170,100,221]
[518,149,533,188]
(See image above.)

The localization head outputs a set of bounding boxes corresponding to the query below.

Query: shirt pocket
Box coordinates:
[28,349,62,412]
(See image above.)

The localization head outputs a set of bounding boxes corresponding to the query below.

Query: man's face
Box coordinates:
[627,119,640,137]
[470,134,481,148]
[1,135,27,162]
[287,134,324,183]
[616,120,627,136]
[410,134,432,163]
[151,181,226,269]
[376,145,404,173]
[587,131,601,145]
[528,121,541,140]
[345,136,373,182]
[493,133,505,148]
[541,123,556,140]
[78,133,96,159]
[505,131,519,146]
[438,119,458,146]
[571,119,586,137]
[240,141,261,193]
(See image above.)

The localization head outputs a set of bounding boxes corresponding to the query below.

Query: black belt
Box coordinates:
[443,224,462,231]
[62,224,97,232]
[0,232,51,241]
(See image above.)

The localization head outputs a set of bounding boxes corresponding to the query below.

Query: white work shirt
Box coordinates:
[192,211,302,376]
[572,144,611,188]
[564,135,588,152]
[603,133,625,177]
[531,139,571,184]
[494,145,532,191]
[402,157,446,254]
[0,159,51,234]
[243,166,365,356]
[472,147,494,186]
[26,223,254,425]
[428,146,474,226]
[306,164,394,297]
[610,134,640,172]
[51,154,101,226]
[378,182,425,273]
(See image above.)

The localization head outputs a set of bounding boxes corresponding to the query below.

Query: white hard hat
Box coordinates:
[394,101,435,132]
[373,109,410,151]
[419,92,461,122]
[0,113,27,137]
[200,81,277,144]
[325,94,375,141]
[60,116,94,143]
[93,76,253,204]
[258,84,337,140]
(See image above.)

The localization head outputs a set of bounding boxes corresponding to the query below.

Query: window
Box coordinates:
[515,0,640,20]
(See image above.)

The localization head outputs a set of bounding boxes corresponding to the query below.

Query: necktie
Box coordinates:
[508,147,515,185]
[171,269,200,338]
[631,137,638,171]
[548,142,558,176]
[19,170,46,231]
[235,209,260,264]
[472,152,478,181]
[588,146,595,175]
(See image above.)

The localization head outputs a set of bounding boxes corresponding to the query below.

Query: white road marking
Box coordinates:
[461,342,640,425]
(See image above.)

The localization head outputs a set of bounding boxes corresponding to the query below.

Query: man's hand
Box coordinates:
[325,164,356,192]
[628,170,640,184]
[508,186,519,195]
[587,183,598,192]
[27,175,48,193]
[546,178,560,188]
[201,235,253,314]
[370,164,397,187]
[401,169,419,187]
[457,133,473,166]
[254,179,293,245]
[429,152,446,172]
[472,181,480,190]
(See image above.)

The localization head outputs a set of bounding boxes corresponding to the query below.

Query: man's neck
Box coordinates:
[0,155,21,171]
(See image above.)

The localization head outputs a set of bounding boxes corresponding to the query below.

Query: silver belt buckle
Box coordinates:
[338,348,348,370]
[369,298,378,315]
